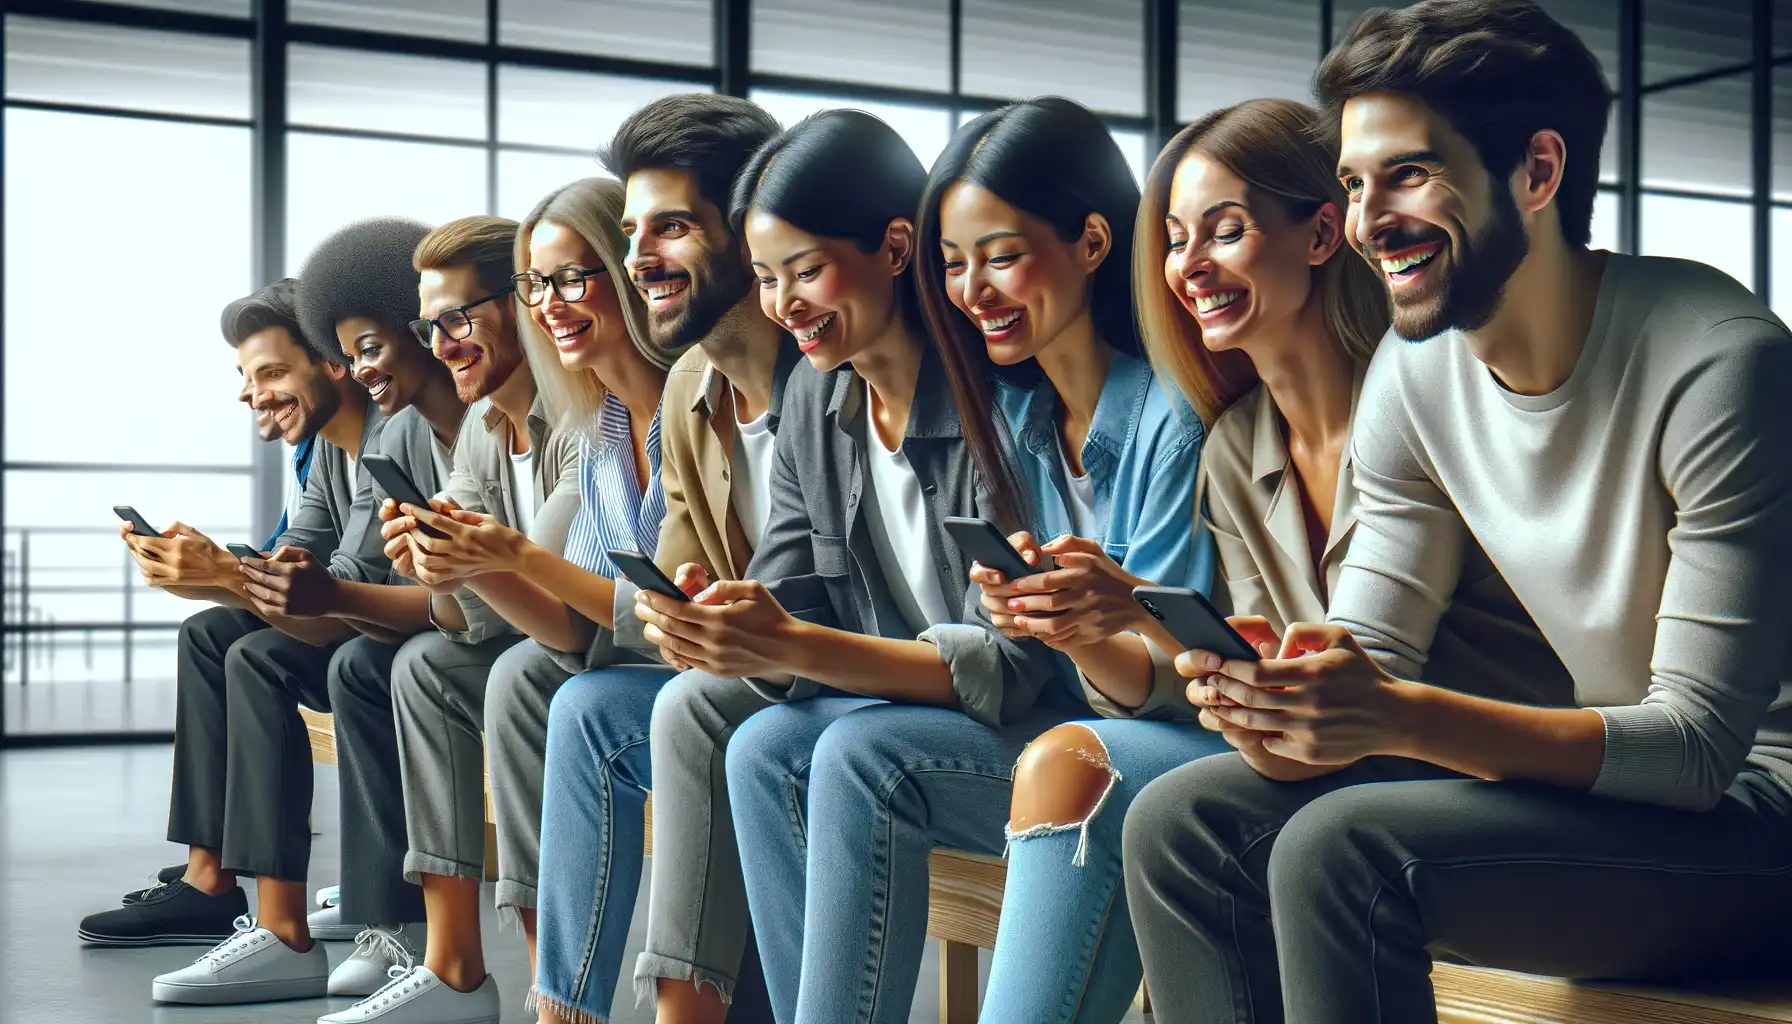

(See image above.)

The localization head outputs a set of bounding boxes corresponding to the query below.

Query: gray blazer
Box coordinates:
[275,398,385,580]
[432,392,580,645]
[742,347,1070,728]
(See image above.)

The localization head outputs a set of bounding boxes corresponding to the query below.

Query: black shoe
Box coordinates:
[123,864,189,904]
[79,880,248,947]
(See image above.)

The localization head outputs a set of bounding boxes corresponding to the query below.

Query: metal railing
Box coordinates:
[2,460,258,693]
[3,524,249,686]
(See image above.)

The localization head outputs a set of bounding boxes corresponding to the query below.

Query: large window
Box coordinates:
[3,0,1786,741]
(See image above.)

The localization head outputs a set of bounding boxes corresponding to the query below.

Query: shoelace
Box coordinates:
[196,915,260,968]
[350,927,415,974]
[134,880,178,902]
[351,965,429,1011]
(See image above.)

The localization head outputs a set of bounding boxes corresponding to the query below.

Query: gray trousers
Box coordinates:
[327,635,423,926]
[634,669,777,1005]
[166,605,339,882]
[1121,752,1792,1024]
[391,629,521,888]
[393,632,573,911]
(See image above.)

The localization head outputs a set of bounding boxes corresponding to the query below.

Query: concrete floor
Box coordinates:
[0,744,1077,1024]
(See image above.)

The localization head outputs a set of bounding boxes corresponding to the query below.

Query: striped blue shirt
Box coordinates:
[562,392,666,579]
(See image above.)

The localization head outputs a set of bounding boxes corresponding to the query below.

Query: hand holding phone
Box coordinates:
[363,454,449,540]
[226,543,262,561]
[114,506,159,538]
[608,549,690,602]
[1131,586,1260,662]
[943,517,1041,579]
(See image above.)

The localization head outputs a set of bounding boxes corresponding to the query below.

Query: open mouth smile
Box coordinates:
[1192,289,1245,319]
[1377,242,1444,286]
[366,376,393,403]
[792,312,837,352]
[549,320,592,351]
[638,279,689,311]
[977,309,1023,341]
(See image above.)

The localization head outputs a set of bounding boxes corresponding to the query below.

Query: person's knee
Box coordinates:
[1267,788,1386,902]
[649,668,727,749]
[481,640,536,734]
[1009,723,1117,833]
[546,670,606,736]
[388,634,450,712]
[325,638,386,705]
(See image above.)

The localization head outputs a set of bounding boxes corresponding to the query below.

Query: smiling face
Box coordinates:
[525,219,630,374]
[1163,153,1338,354]
[419,264,523,403]
[236,325,342,445]
[335,315,440,417]
[937,181,1103,367]
[1337,91,1530,340]
[746,209,907,373]
[621,168,753,350]
[240,373,279,441]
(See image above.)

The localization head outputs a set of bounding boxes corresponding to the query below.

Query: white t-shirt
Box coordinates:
[1059,440,1096,537]
[429,435,454,489]
[731,394,778,549]
[861,383,954,634]
[510,447,536,535]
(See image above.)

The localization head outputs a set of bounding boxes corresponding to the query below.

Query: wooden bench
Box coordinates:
[299,708,1792,1024]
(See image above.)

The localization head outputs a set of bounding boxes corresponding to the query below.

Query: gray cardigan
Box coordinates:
[275,397,385,580]
[431,392,580,645]
[350,404,467,587]
[741,348,1069,728]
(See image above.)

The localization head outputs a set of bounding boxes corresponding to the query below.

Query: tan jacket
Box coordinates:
[611,341,802,651]
[1103,374,1570,719]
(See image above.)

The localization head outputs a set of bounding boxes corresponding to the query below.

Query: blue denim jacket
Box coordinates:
[995,347,1215,595]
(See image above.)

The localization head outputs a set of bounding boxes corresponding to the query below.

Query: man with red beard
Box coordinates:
[351,216,581,1024]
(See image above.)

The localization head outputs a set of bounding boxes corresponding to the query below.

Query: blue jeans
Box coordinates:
[534,665,672,1023]
[726,697,1075,1024]
[980,718,1233,1023]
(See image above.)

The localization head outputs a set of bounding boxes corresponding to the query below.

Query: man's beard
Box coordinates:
[1388,188,1530,341]
[289,371,342,440]
[644,243,754,351]
[459,335,525,403]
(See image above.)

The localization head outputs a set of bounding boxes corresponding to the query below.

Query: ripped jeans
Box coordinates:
[980,718,1232,1023]
[727,697,1076,1024]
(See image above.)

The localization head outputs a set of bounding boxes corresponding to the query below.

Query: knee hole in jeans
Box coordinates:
[1006,723,1121,866]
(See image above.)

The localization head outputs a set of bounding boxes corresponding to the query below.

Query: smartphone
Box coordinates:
[1131,586,1261,662]
[113,506,158,537]
[942,516,1041,579]
[226,543,261,561]
[362,453,448,539]
[608,549,690,602]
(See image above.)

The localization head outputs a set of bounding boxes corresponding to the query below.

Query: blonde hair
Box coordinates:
[1134,98,1389,424]
[513,177,671,432]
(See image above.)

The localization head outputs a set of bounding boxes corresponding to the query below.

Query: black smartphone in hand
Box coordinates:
[362,453,448,540]
[608,549,690,602]
[226,543,261,561]
[942,516,1041,579]
[113,506,158,537]
[1132,586,1261,662]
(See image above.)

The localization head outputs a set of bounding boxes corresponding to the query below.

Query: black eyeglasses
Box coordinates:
[409,286,515,347]
[513,265,609,307]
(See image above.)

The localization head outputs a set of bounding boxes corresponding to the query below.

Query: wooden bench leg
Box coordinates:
[483,821,499,883]
[940,938,978,1024]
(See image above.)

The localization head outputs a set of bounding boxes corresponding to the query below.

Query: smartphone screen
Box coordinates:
[942,516,1040,578]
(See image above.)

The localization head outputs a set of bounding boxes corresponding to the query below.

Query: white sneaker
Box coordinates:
[308,900,364,942]
[315,885,341,910]
[327,926,421,997]
[151,915,329,1004]
[318,966,498,1023]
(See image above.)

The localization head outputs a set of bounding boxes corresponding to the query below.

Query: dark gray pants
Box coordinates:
[1122,753,1792,1024]
[166,605,339,882]
[327,634,424,926]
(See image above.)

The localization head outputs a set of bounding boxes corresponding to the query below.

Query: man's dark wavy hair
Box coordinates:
[220,278,313,359]
[601,93,780,219]
[1314,0,1609,246]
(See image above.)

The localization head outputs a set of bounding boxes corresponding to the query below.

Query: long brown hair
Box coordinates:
[1134,98,1388,424]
